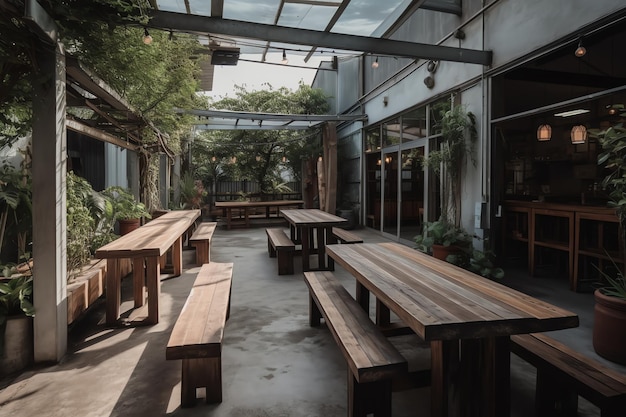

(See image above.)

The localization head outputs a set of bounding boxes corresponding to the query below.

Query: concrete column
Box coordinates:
[31,42,67,362]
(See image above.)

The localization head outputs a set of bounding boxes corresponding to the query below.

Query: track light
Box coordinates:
[143,28,153,45]
[575,38,586,57]
[281,49,289,64]
[371,56,379,69]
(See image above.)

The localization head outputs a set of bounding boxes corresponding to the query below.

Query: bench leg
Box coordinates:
[276,249,294,275]
[535,369,578,417]
[192,241,210,264]
[181,357,222,407]
[309,295,322,327]
[268,240,277,258]
[348,373,392,417]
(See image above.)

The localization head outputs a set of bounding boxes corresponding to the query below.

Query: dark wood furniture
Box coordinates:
[95,209,200,325]
[331,227,364,244]
[304,270,408,417]
[511,333,626,417]
[215,200,304,229]
[326,242,579,417]
[166,262,233,407]
[503,201,622,291]
[265,228,296,275]
[280,209,347,271]
[189,222,217,264]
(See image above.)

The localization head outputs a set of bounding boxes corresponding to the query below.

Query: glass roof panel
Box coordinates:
[223,0,282,24]
[188,0,212,16]
[332,0,405,36]
[155,0,186,13]
[278,4,337,31]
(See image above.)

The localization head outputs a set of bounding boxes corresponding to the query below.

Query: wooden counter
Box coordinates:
[503,201,621,291]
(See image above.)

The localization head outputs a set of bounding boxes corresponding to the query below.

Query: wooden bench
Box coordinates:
[266,228,296,275]
[332,227,364,244]
[189,222,217,264]
[510,333,626,417]
[304,271,408,417]
[166,262,233,407]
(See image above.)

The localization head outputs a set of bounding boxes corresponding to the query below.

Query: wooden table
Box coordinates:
[215,200,304,229]
[280,209,347,271]
[95,209,200,325]
[326,242,579,417]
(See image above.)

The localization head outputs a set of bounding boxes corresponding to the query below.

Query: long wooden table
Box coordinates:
[326,242,579,417]
[95,209,200,325]
[215,200,304,229]
[280,209,347,271]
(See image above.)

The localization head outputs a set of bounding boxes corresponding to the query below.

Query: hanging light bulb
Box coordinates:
[281,49,289,64]
[371,56,379,69]
[537,124,552,141]
[282,156,287,163]
[571,125,587,144]
[143,28,153,45]
[256,155,261,162]
[574,38,586,57]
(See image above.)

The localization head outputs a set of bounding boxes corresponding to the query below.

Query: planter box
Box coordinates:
[0,315,33,377]
[67,258,131,324]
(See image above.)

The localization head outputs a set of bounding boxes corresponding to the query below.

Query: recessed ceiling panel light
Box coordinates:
[553,109,590,117]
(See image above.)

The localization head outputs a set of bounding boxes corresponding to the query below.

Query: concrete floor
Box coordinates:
[1,223,625,416]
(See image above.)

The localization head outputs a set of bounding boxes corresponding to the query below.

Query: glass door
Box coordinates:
[399,146,425,241]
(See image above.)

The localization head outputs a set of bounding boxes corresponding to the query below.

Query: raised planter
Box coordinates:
[0,315,33,377]
[593,289,626,365]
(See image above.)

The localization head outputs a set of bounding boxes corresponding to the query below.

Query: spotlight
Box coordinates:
[143,28,153,45]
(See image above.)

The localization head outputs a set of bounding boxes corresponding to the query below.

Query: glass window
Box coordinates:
[402,107,427,142]
[382,118,401,147]
[429,97,451,136]
[365,127,381,153]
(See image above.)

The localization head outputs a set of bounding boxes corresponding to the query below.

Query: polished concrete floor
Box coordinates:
[1,223,625,416]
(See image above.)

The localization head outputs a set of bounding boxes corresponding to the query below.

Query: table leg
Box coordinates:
[430,340,460,417]
[133,257,145,307]
[481,336,510,417]
[326,227,337,270]
[316,227,326,270]
[171,236,183,276]
[301,226,311,271]
[226,208,232,230]
[244,207,250,228]
[355,281,370,312]
[146,256,160,325]
[106,258,121,325]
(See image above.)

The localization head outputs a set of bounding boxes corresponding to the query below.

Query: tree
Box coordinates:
[194,83,329,195]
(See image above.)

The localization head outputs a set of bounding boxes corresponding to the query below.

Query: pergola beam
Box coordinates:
[148,11,492,65]
[179,108,367,122]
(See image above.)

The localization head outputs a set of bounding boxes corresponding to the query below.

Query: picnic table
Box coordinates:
[95,209,200,325]
[326,242,579,417]
[280,208,347,271]
[215,200,304,229]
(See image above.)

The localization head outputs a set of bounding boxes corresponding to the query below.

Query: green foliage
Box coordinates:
[101,186,151,221]
[197,84,329,191]
[413,218,474,252]
[594,256,626,301]
[0,161,32,264]
[179,172,207,209]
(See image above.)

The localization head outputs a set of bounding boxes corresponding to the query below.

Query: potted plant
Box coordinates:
[421,102,477,226]
[101,186,151,235]
[414,218,474,261]
[588,115,626,364]
[0,267,35,376]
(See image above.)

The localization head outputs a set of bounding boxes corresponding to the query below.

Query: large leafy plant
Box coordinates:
[0,271,35,355]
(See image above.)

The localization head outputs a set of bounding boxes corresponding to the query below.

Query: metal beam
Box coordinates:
[148,11,492,65]
[66,119,140,151]
[178,108,367,122]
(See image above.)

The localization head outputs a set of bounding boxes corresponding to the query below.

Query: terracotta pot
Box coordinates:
[593,289,626,365]
[118,218,141,235]
[0,315,33,376]
[432,244,462,261]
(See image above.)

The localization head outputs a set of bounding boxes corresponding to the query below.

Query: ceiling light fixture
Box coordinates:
[575,38,586,57]
[371,56,379,69]
[553,109,590,117]
[143,28,153,45]
[281,49,289,64]
[537,124,552,141]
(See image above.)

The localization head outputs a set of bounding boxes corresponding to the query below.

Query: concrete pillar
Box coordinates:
[31,42,67,362]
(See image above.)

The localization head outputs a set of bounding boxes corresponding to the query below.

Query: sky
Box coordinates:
[204,52,331,100]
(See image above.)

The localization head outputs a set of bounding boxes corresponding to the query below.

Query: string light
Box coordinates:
[575,38,586,57]
[281,49,289,64]
[143,28,153,45]
[371,56,379,69]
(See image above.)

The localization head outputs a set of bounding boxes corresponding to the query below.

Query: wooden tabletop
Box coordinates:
[326,242,579,341]
[280,208,348,227]
[95,209,200,259]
